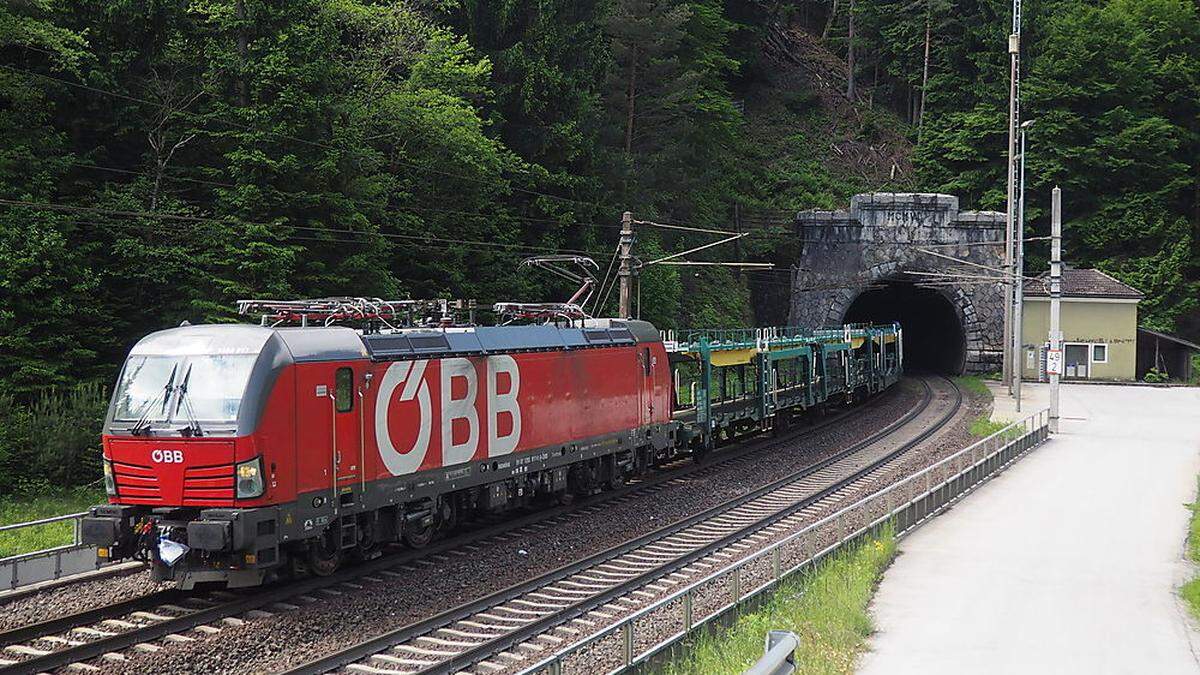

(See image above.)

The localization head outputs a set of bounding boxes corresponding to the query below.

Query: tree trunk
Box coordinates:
[822,0,838,41]
[918,6,931,141]
[235,0,248,107]
[846,0,856,100]
[625,46,637,156]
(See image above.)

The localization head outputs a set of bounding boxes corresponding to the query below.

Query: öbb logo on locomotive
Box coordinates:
[80,296,903,589]
[375,355,522,476]
[150,449,185,464]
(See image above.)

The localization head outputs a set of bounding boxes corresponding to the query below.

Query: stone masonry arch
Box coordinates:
[788,193,1005,374]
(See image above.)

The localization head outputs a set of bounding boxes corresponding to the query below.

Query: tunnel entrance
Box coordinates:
[843,280,967,374]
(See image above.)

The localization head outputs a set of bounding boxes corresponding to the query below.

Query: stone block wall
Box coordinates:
[788,193,1006,374]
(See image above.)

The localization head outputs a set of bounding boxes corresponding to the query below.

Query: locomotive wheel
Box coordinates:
[308,529,342,577]
[353,520,381,562]
[404,520,435,549]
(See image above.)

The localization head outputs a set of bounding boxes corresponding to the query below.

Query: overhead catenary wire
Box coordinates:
[63,159,624,232]
[0,63,611,216]
[0,199,612,258]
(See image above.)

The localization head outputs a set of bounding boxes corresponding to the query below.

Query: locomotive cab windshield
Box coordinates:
[113,353,256,433]
[106,324,279,437]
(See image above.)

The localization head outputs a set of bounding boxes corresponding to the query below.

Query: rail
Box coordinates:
[0,511,122,593]
[518,408,1050,675]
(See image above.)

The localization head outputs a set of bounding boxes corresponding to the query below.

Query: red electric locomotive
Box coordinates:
[82,298,675,588]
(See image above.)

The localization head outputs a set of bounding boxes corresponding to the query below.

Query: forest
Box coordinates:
[1,0,1198,493]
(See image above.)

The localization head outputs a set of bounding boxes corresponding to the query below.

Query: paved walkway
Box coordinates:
[859,383,1200,675]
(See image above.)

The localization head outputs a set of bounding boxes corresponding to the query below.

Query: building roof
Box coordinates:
[1023,268,1144,300]
[1137,327,1200,352]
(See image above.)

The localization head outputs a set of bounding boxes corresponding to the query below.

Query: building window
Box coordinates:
[335,367,353,412]
[1092,344,1108,364]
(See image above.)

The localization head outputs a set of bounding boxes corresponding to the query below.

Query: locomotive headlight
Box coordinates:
[103,460,117,496]
[236,456,265,499]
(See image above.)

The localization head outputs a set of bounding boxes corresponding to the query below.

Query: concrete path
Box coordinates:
[859,383,1200,675]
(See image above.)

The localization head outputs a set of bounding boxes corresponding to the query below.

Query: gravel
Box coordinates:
[516,378,995,673]
[0,568,170,633]
[96,381,929,675]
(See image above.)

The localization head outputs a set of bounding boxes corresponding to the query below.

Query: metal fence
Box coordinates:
[0,511,119,592]
[519,408,1051,675]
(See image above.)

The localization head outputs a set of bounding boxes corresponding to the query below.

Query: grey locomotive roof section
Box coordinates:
[130,323,275,356]
[274,326,369,362]
[361,319,656,361]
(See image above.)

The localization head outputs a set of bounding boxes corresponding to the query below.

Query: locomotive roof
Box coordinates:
[130,319,660,364]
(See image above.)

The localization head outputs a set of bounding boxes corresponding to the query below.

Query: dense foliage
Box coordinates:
[1,0,1197,491]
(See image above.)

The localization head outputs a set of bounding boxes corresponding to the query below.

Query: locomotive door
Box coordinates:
[638,347,654,427]
[331,365,363,495]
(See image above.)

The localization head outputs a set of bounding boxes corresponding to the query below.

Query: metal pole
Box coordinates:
[1049,187,1062,433]
[1003,2,1022,392]
[618,211,635,319]
[1013,124,1028,411]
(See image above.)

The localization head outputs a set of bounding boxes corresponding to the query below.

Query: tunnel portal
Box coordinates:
[788,193,1006,373]
[843,280,967,374]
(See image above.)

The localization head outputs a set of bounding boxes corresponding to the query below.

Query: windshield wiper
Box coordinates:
[131,363,177,436]
[173,363,203,437]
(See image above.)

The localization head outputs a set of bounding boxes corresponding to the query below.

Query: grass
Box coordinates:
[1182,477,1200,620]
[954,375,1021,439]
[662,527,896,675]
[953,375,991,398]
[0,488,106,558]
[969,416,1011,438]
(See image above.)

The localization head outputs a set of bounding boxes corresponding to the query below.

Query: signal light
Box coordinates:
[97,547,109,558]
[244,553,257,565]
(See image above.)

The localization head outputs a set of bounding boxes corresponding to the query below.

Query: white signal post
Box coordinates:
[1048,186,1063,432]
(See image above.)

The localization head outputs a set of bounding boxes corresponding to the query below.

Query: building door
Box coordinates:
[1065,344,1090,379]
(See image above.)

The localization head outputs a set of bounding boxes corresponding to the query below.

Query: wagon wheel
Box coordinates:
[307,527,342,577]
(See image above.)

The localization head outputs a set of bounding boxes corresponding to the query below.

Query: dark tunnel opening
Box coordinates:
[843,280,967,374]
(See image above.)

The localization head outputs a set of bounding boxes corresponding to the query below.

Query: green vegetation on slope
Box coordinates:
[2,1,1198,490]
[663,527,896,675]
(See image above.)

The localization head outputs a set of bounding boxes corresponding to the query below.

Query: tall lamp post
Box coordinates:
[1013,118,1035,411]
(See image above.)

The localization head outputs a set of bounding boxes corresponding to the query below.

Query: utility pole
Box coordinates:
[1048,187,1063,432]
[1002,0,1022,392]
[618,211,636,319]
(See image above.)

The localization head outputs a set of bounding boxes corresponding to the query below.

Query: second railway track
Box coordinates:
[0,381,919,674]
[285,375,962,675]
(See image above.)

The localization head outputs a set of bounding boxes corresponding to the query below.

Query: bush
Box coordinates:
[1144,367,1170,383]
[0,382,108,496]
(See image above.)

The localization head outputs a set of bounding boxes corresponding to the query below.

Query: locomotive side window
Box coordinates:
[335,367,353,413]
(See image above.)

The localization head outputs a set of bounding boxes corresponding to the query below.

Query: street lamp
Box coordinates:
[1013,118,1035,411]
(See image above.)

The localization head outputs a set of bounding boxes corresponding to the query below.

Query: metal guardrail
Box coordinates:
[744,630,798,675]
[0,511,117,592]
[519,408,1051,675]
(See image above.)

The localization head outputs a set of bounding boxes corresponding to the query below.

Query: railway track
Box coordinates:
[0,382,914,674]
[284,375,961,675]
